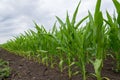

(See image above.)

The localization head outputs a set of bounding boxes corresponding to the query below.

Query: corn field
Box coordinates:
[1,0,120,80]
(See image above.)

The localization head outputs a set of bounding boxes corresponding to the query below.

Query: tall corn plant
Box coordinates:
[35,23,60,67]
[104,0,120,72]
[56,2,88,79]
[112,0,120,72]
[89,0,105,80]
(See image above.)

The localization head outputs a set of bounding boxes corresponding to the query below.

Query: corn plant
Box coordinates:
[103,0,120,72]
[88,0,105,80]
[55,1,89,79]
[0,59,10,79]
[112,0,120,72]
[2,0,120,80]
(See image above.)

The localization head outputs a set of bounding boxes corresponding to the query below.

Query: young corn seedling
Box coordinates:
[56,47,65,72]
[104,0,120,72]
[0,59,10,79]
[89,0,106,80]
[56,1,89,79]
[111,0,120,72]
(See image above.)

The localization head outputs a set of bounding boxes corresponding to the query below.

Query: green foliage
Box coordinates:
[1,0,120,80]
[104,0,120,72]
[0,59,10,79]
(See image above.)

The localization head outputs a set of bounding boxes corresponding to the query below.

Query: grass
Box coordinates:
[1,0,120,80]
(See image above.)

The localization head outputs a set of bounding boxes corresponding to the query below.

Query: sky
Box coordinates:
[0,0,117,44]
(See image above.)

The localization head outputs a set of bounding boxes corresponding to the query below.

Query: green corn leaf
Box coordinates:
[56,47,67,52]
[117,12,120,26]
[34,22,42,34]
[118,29,120,40]
[95,11,103,27]
[59,60,63,67]
[29,29,36,36]
[112,0,120,25]
[52,21,57,34]
[41,25,47,33]
[66,11,71,29]
[94,0,103,40]
[103,19,110,26]
[56,16,65,27]
[102,77,110,80]
[37,50,48,53]
[71,1,81,26]
[94,0,102,17]
[112,0,120,13]
[59,59,64,72]
[75,15,88,29]
[88,11,94,24]
[56,16,66,30]
[69,62,75,67]
[93,59,102,75]
[106,11,113,27]
[42,56,48,63]
[73,71,80,76]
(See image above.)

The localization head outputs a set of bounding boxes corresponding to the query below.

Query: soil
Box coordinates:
[0,48,120,80]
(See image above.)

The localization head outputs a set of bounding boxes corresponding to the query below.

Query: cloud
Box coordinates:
[0,0,117,44]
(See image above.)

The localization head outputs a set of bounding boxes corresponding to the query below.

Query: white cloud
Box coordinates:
[0,0,118,44]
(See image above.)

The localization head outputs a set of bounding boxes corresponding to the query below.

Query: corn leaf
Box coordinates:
[71,1,81,26]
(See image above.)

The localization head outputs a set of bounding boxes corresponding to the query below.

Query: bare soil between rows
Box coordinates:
[0,48,120,80]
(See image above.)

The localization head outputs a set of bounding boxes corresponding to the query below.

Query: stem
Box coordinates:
[82,64,86,80]
[115,52,120,72]
[96,72,102,80]
[68,53,72,79]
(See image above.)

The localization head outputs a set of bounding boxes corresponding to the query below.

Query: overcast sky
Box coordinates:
[0,0,117,44]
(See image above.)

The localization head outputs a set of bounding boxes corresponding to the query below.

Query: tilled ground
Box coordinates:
[0,48,120,80]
